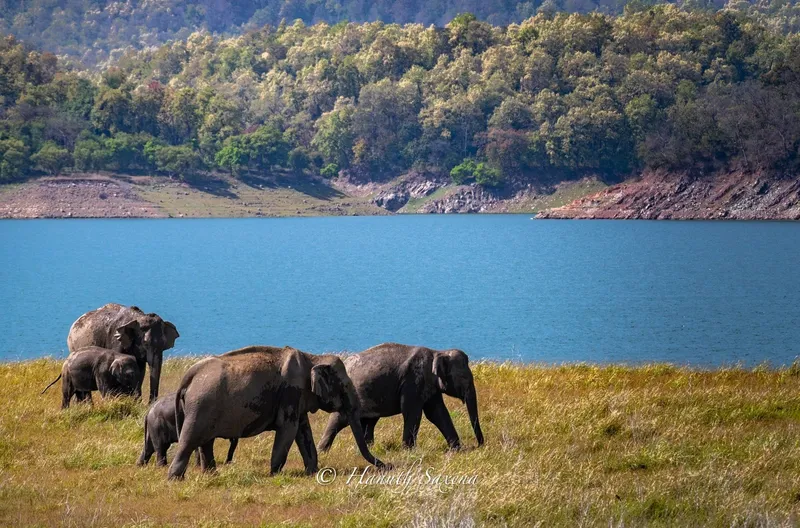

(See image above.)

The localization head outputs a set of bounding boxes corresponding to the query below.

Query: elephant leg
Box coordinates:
[138,432,154,466]
[294,414,318,475]
[61,375,73,409]
[400,396,424,449]
[76,391,92,405]
[156,447,168,467]
[194,448,202,467]
[225,439,238,464]
[270,421,299,475]
[361,417,379,445]
[168,421,203,480]
[199,441,216,472]
[317,412,348,452]
[423,394,461,450]
[135,358,146,400]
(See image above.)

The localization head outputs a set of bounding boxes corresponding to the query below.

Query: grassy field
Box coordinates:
[2,359,800,527]
[135,176,384,218]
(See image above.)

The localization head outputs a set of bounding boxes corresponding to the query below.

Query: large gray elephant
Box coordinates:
[318,343,484,452]
[167,345,388,480]
[67,303,179,403]
[41,346,141,408]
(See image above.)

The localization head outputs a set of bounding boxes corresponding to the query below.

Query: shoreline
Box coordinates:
[6,356,799,370]
[1,170,799,220]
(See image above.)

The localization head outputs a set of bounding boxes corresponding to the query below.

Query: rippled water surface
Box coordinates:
[2,216,799,366]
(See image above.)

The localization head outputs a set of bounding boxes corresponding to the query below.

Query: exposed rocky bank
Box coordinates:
[0,177,165,218]
[1,170,798,219]
[536,170,800,220]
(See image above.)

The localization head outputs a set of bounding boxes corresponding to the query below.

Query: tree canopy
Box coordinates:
[1,7,799,185]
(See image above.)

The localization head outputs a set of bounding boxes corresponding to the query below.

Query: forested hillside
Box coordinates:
[1,7,799,190]
[1,0,799,65]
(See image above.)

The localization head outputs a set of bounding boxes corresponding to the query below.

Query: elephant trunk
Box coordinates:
[464,383,484,446]
[348,413,387,469]
[148,350,162,404]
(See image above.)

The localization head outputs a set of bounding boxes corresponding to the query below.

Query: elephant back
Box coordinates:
[67,304,139,354]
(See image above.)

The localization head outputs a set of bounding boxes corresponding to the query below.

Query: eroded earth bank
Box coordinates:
[1,170,798,220]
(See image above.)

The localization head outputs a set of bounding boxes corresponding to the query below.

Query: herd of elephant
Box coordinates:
[43,303,485,480]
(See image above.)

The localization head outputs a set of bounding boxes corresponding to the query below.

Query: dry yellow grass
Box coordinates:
[2,359,800,527]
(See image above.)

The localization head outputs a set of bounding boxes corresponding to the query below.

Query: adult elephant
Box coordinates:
[167,345,387,480]
[67,303,179,403]
[318,343,484,452]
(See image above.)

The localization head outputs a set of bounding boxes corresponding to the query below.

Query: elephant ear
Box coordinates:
[114,320,140,351]
[432,354,449,392]
[310,365,333,401]
[110,357,123,378]
[163,321,179,349]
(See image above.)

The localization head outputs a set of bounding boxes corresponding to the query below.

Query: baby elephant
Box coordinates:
[138,393,239,467]
[42,346,140,408]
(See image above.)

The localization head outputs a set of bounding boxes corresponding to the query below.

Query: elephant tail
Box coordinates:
[175,385,186,439]
[41,373,62,394]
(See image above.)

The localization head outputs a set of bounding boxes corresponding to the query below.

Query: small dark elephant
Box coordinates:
[318,343,484,452]
[67,303,179,403]
[167,345,387,480]
[138,393,239,467]
[42,346,140,408]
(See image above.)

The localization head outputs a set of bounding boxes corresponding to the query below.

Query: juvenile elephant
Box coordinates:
[318,343,484,452]
[167,345,388,480]
[67,303,179,403]
[42,346,140,408]
[138,393,239,467]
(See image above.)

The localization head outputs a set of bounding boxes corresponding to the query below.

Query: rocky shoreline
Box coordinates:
[536,170,800,221]
[1,170,798,220]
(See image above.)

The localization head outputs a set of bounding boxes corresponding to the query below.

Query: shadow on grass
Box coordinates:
[239,172,345,201]
[49,396,144,426]
[184,174,239,199]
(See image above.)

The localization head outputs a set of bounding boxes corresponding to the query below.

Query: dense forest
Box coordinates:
[1,6,800,188]
[1,0,799,64]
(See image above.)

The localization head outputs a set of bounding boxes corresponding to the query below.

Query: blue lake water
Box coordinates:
[1,216,799,366]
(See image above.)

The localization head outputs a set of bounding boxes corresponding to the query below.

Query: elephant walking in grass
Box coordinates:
[42,346,140,408]
[138,393,238,467]
[67,304,179,403]
[167,345,388,480]
[318,343,484,452]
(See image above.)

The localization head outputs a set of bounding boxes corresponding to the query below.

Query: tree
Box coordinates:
[246,125,290,171]
[73,136,110,171]
[91,89,132,134]
[312,98,356,169]
[155,146,204,179]
[215,144,248,175]
[31,141,71,175]
[288,147,310,173]
[159,88,200,144]
[450,158,477,184]
[473,162,503,187]
[320,163,339,178]
[0,138,28,181]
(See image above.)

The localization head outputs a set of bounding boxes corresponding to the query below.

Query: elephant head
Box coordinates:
[432,349,484,446]
[310,357,388,468]
[113,310,179,402]
[110,355,140,395]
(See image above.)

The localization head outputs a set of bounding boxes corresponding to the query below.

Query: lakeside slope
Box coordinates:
[2,359,800,526]
[2,171,798,219]
[537,170,800,221]
[0,173,605,219]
